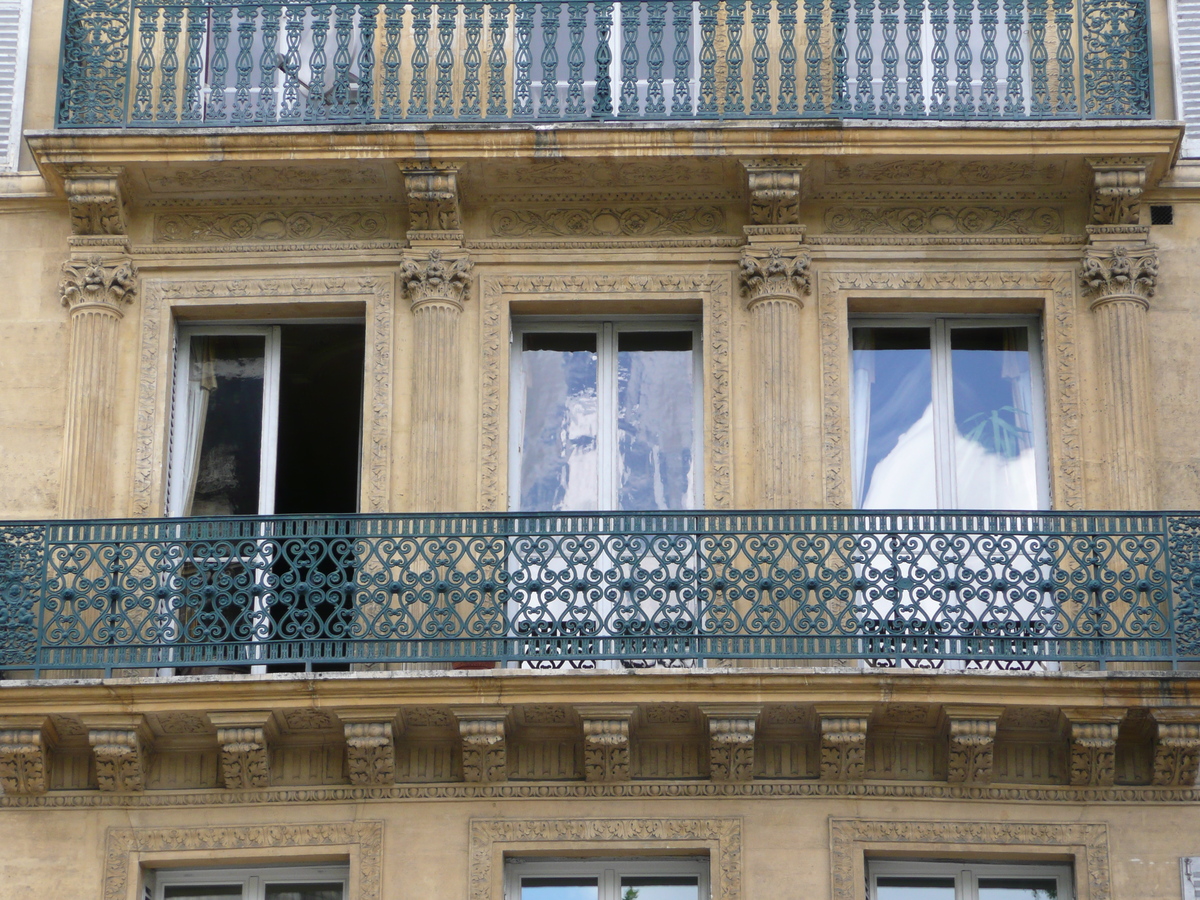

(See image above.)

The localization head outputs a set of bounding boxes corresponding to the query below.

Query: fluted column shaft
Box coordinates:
[410,299,463,510]
[747,295,805,507]
[1092,295,1154,507]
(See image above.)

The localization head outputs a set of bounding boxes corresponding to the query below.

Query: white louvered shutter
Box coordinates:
[1177,0,1200,157]
[0,0,30,172]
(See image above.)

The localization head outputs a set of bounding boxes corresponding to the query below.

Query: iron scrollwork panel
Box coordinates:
[58,0,134,125]
[1080,0,1152,118]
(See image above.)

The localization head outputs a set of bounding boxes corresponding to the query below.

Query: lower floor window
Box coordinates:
[506,858,707,900]
[869,860,1071,900]
[150,864,348,900]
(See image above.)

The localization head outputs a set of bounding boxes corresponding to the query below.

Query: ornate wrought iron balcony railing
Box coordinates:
[56,0,1151,127]
[1,512,1198,676]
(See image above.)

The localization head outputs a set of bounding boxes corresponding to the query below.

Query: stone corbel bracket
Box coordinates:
[83,715,153,792]
[456,710,508,784]
[816,706,870,782]
[399,250,473,311]
[743,160,807,248]
[63,165,130,240]
[702,705,760,782]
[1086,158,1151,226]
[1064,709,1123,787]
[578,706,634,783]
[0,717,56,796]
[1151,710,1200,787]
[210,711,279,790]
[403,166,464,246]
[944,706,1003,785]
[739,247,812,308]
[341,715,398,787]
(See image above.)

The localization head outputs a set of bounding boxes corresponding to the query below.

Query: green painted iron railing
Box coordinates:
[1,511,1198,676]
[56,0,1151,126]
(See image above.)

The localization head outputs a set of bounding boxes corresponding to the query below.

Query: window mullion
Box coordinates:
[930,319,957,508]
[598,323,618,509]
[258,325,283,517]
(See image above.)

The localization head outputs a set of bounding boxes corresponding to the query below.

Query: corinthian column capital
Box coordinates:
[1081,245,1158,307]
[59,256,138,314]
[739,247,811,307]
[400,250,473,311]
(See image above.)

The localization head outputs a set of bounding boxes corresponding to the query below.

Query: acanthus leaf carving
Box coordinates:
[404,168,463,232]
[60,256,138,312]
[400,250,473,310]
[1068,721,1119,787]
[1087,159,1150,226]
[947,719,998,784]
[739,247,812,306]
[0,728,49,795]
[89,728,149,792]
[819,717,868,782]
[65,170,128,236]
[345,722,397,786]
[458,716,507,783]
[1152,715,1200,787]
[746,165,804,226]
[582,717,631,782]
[215,725,273,790]
[1081,245,1158,304]
[708,717,756,782]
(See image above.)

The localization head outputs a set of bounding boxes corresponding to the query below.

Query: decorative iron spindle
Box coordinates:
[778,0,799,111]
[159,6,183,121]
[928,0,950,115]
[329,3,356,117]
[670,0,694,115]
[488,1,511,117]
[434,2,457,117]
[749,0,771,114]
[565,2,588,115]
[307,5,332,118]
[902,0,924,116]
[279,4,306,120]
[853,0,875,113]
[182,6,206,121]
[645,0,667,115]
[978,0,1000,116]
[409,1,432,117]
[356,4,378,118]
[132,4,159,122]
[206,6,233,120]
[1002,0,1024,116]
[513,1,536,115]
[379,3,403,118]
[256,4,282,121]
[878,0,900,114]
[830,0,852,113]
[460,3,484,116]
[539,2,563,117]
[619,2,641,114]
[802,0,824,112]
[1028,0,1050,115]
[593,1,615,115]
[1053,0,1077,114]
[725,0,746,114]
[952,0,974,115]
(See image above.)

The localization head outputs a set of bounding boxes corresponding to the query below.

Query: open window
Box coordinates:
[505,858,709,900]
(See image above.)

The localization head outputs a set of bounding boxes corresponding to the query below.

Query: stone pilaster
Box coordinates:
[455,710,507,783]
[1151,710,1200,787]
[739,246,812,507]
[702,706,760,782]
[83,715,152,792]
[0,718,55,796]
[400,250,473,511]
[209,711,278,790]
[580,708,632,783]
[1064,709,1123,787]
[944,706,1003,785]
[816,706,869,782]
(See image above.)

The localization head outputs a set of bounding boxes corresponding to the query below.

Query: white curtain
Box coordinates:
[178,338,217,516]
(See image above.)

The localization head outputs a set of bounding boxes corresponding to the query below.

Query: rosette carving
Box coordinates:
[739,248,812,306]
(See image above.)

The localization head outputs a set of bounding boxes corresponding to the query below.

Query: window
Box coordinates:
[868,860,1072,900]
[850,317,1048,509]
[0,0,32,171]
[510,320,701,512]
[505,858,708,900]
[149,864,349,900]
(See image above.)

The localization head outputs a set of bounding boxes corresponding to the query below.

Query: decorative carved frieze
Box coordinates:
[946,712,1001,784]
[1152,712,1200,787]
[344,722,397,786]
[490,205,725,238]
[399,250,473,310]
[0,722,53,795]
[1081,245,1159,305]
[65,168,128,236]
[88,727,150,792]
[210,712,278,790]
[457,713,507,783]
[143,164,384,194]
[824,205,1063,235]
[818,714,869,782]
[581,715,632,783]
[404,168,463,232]
[1065,711,1123,787]
[745,164,804,226]
[825,159,1066,186]
[154,209,388,243]
[59,256,138,313]
[739,247,812,306]
[705,709,758,782]
[1087,158,1150,225]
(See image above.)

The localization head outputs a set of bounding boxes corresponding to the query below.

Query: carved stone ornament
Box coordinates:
[739,248,812,306]
[747,166,803,225]
[819,717,868,781]
[947,719,998,784]
[1081,245,1158,305]
[582,717,631,783]
[458,716,507,783]
[399,250,473,310]
[1088,159,1149,225]
[345,722,397,786]
[59,256,138,312]
[89,728,149,792]
[708,717,756,782]
[65,170,128,236]
[216,726,272,789]
[0,728,49,795]
[1068,721,1119,787]
[404,168,462,231]
[1152,715,1200,787]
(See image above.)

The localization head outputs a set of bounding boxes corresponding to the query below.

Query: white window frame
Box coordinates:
[504,856,710,900]
[848,315,1050,510]
[0,0,32,172]
[867,859,1073,900]
[149,863,349,900]
[508,317,704,513]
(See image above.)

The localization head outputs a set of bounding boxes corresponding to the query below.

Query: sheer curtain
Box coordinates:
[175,337,217,516]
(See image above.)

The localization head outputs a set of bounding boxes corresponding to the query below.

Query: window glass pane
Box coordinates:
[617,331,695,510]
[620,875,701,900]
[851,327,934,507]
[264,883,345,900]
[978,877,1059,899]
[876,876,957,899]
[949,326,1039,509]
[521,877,599,900]
[518,333,600,511]
[163,887,243,900]
[184,334,266,516]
